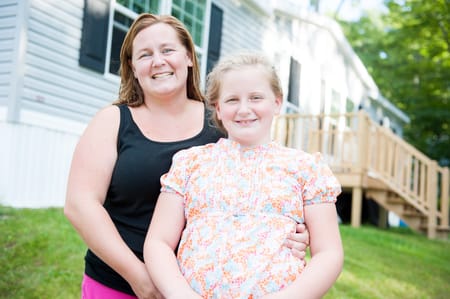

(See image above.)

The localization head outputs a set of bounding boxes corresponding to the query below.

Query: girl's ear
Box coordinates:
[274,96,282,115]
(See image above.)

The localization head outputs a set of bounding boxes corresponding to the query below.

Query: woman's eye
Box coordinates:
[162,48,174,54]
[139,53,152,58]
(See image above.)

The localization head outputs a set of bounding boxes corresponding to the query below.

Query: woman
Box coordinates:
[65,13,309,299]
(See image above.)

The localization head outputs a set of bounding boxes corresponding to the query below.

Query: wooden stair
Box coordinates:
[272,111,450,239]
[366,189,449,239]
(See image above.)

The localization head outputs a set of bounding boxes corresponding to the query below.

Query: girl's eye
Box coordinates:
[225,98,238,103]
[250,95,263,101]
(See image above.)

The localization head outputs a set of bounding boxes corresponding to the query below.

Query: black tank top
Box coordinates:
[85,104,224,294]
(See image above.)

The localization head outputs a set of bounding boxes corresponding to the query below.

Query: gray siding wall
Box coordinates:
[1,0,118,208]
[21,0,118,131]
[213,0,271,56]
[0,0,19,109]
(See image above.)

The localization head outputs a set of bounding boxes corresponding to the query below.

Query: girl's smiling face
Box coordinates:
[131,22,193,100]
[216,65,282,148]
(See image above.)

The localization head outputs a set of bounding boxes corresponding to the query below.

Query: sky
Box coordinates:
[319,0,388,21]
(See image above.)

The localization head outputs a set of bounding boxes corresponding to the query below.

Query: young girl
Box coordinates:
[144,52,343,299]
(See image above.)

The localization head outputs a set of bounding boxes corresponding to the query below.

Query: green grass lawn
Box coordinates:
[1,206,449,299]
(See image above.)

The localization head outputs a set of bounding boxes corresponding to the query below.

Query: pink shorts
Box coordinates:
[81,274,138,299]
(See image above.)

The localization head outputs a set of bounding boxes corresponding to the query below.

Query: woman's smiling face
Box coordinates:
[130,22,193,100]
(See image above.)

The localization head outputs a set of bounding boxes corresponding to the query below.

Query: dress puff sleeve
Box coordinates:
[160,148,194,197]
[301,152,342,206]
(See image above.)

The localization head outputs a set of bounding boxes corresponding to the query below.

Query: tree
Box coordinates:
[338,0,450,166]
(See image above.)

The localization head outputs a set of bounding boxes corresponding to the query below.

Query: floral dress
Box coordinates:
[160,138,341,298]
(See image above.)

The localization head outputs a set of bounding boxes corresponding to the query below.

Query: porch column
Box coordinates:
[378,206,388,228]
[351,187,362,227]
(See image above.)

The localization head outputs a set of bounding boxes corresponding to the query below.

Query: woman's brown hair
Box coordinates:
[114,13,204,106]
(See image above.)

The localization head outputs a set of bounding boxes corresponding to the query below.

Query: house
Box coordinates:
[1,0,447,237]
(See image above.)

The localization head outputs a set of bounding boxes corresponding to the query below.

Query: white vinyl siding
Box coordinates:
[0,122,78,208]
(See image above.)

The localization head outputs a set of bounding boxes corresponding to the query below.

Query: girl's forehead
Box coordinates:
[223,65,270,81]
[220,68,274,93]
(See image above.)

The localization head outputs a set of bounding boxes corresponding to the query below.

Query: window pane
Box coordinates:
[194,21,202,45]
[110,26,127,75]
[196,6,204,20]
[110,11,133,75]
[171,0,206,47]
[117,0,130,7]
[185,1,194,14]
[133,0,146,14]
[172,6,181,21]
[117,0,160,14]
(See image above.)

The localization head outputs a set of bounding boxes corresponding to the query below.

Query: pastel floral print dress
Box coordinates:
[160,138,341,298]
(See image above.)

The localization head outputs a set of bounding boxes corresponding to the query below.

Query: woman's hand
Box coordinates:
[284,223,310,261]
[128,262,164,299]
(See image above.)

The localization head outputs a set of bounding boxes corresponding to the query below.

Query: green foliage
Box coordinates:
[1,206,449,298]
[339,0,450,166]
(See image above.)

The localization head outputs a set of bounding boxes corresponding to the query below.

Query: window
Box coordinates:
[79,0,210,78]
[331,89,341,114]
[345,98,355,127]
[171,0,206,47]
[287,57,301,107]
[345,98,355,113]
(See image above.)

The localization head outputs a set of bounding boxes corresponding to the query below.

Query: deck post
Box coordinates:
[441,167,449,228]
[427,161,438,239]
[378,206,388,228]
[351,187,362,227]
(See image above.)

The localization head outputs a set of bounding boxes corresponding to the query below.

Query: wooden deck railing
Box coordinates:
[272,111,449,238]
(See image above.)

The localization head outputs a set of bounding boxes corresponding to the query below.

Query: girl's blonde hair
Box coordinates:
[114,13,204,106]
[205,51,283,133]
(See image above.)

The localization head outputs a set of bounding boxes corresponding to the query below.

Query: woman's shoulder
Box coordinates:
[95,104,121,120]
[83,105,120,133]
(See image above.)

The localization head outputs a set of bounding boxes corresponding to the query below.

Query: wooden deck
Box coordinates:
[272,111,449,239]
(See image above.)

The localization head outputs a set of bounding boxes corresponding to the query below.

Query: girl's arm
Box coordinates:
[64,106,159,298]
[144,192,202,299]
[265,203,343,299]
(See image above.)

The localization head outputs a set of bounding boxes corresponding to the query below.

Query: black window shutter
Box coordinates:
[287,57,301,106]
[206,4,223,74]
[79,0,110,73]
